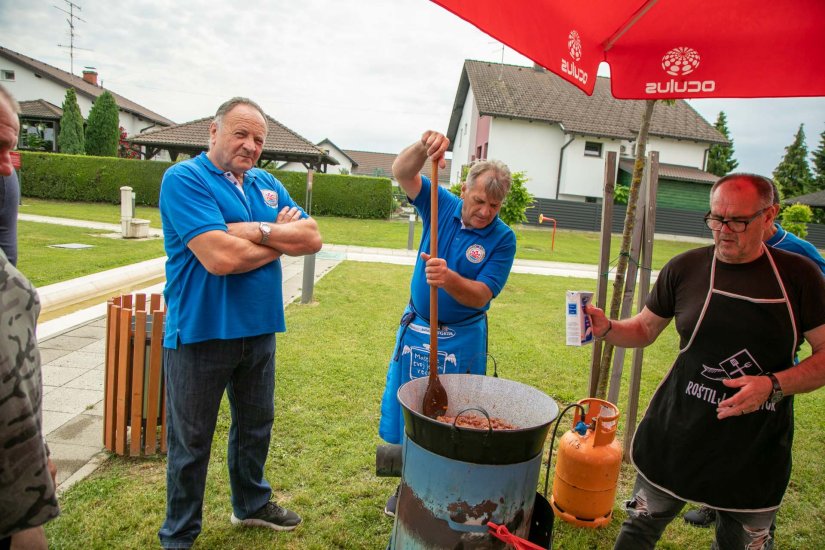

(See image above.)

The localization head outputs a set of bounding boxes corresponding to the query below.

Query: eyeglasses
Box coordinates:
[703,208,766,233]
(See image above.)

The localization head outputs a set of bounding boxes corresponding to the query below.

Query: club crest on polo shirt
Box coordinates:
[261,189,279,208]
[466,244,485,263]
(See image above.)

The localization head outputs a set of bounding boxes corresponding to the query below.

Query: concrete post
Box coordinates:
[301,171,316,304]
[407,213,416,250]
[120,186,133,237]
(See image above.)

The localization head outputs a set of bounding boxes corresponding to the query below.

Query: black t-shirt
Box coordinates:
[646,245,825,354]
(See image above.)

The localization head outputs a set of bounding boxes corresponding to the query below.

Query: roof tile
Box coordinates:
[456,60,727,145]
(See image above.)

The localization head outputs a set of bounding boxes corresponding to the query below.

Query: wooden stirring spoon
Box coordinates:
[422,158,448,419]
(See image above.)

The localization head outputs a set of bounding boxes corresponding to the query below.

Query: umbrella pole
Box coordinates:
[595,99,656,400]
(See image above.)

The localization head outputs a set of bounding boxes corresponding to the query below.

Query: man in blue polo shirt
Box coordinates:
[378,130,516,516]
[158,97,321,549]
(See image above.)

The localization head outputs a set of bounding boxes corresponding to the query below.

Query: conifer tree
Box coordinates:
[773,124,813,200]
[811,128,825,193]
[85,91,120,157]
[57,88,85,154]
[706,111,739,176]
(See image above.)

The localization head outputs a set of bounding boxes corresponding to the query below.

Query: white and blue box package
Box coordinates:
[566,290,594,346]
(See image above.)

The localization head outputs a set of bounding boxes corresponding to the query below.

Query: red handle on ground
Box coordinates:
[487,522,545,550]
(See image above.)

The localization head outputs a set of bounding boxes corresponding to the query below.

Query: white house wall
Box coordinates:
[644,137,708,169]
[487,118,565,199]
[451,87,477,183]
[558,138,622,200]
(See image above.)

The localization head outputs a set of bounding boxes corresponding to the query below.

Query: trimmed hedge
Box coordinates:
[268,170,393,219]
[19,151,171,205]
[17,152,394,218]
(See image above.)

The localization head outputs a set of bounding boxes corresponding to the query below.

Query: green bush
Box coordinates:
[18,152,394,218]
[269,170,393,219]
[19,151,171,204]
[780,203,813,239]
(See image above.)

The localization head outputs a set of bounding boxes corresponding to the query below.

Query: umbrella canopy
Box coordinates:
[431,0,825,99]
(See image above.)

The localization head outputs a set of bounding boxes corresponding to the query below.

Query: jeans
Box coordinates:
[614,475,775,550]
[158,334,277,549]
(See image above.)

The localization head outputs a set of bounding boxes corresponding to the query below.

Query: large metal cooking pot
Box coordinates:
[398,374,559,465]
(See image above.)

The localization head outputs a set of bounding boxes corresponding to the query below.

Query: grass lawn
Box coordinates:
[17,220,166,287]
[19,199,707,287]
[44,263,825,549]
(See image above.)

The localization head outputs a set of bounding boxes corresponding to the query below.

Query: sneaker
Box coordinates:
[683,506,716,528]
[384,485,400,518]
[231,501,302,531]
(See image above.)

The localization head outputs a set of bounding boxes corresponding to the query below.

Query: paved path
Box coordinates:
[30,214,613,494]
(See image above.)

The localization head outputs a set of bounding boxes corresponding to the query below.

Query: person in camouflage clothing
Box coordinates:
[0,85,59,549]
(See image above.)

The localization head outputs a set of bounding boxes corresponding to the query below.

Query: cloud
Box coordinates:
[2,0,822,181]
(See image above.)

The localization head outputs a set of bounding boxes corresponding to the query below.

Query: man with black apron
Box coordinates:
[587,174,825,549]
[682,178,825,528]
[378,130,517,516]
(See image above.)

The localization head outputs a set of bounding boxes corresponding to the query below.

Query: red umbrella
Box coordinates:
[430,0,825,99]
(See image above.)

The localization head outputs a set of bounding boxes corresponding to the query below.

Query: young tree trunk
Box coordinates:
[596,99,656,399]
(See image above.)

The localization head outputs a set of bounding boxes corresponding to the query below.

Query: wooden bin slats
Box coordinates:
[103,293,166,457]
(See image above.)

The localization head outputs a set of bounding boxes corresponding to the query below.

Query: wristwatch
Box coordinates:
[258,222,271,244]
[765,372,783,404]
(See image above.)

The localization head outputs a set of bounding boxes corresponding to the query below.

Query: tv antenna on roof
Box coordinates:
[54,0,91,78]
[489,41,505,79]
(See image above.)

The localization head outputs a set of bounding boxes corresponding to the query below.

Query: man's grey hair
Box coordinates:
[711,173,774,209]
[213,97,267,128]
[0,84,20,115]
[465,159,512,203]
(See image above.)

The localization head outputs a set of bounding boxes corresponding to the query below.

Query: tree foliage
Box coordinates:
[773,124,813,200]
[780,203,813,239]
[118,126,141,159]
[499,171,534,227]
[85,91,120,157]
[57,88,85,154]
[706,111,739,176]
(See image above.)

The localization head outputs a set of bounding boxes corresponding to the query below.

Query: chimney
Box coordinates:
[82,67,98,86]
[532,62,546,73]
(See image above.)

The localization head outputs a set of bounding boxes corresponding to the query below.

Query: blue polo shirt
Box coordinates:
[766,223,825,276]
[409,176,516,323]
[160,152,307,348]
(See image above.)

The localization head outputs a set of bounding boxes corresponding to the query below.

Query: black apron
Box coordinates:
[631,246,797,511]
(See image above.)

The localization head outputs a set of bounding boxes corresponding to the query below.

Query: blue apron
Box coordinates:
[378,303,488,444]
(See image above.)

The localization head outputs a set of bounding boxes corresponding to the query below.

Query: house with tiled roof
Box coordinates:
[279,138,357,174]
[0,45,173,152]
[127,116,338,169]
[345,149,451,184]
[279,143,452,183]
[447,60,727,206]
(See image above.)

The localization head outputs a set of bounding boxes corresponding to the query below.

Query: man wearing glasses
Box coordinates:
[587,173,825,550]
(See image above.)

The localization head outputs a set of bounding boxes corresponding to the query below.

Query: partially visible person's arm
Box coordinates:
[586,304,671,348]
[0,171,20,265]
[392,130,449,201]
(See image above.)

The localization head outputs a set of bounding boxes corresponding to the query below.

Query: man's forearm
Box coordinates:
[227,218,322,256]
[392,141,427,200]
[441,272,493,309]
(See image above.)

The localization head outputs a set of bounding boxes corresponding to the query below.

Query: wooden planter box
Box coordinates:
[103,293,166,456]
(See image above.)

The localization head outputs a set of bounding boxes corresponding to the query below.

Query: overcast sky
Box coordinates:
[2,0,823,178]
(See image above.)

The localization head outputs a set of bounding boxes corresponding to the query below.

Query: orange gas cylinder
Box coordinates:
[550,398,622,528]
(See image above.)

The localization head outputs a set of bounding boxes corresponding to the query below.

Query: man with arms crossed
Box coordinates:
[158,97,321,548]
